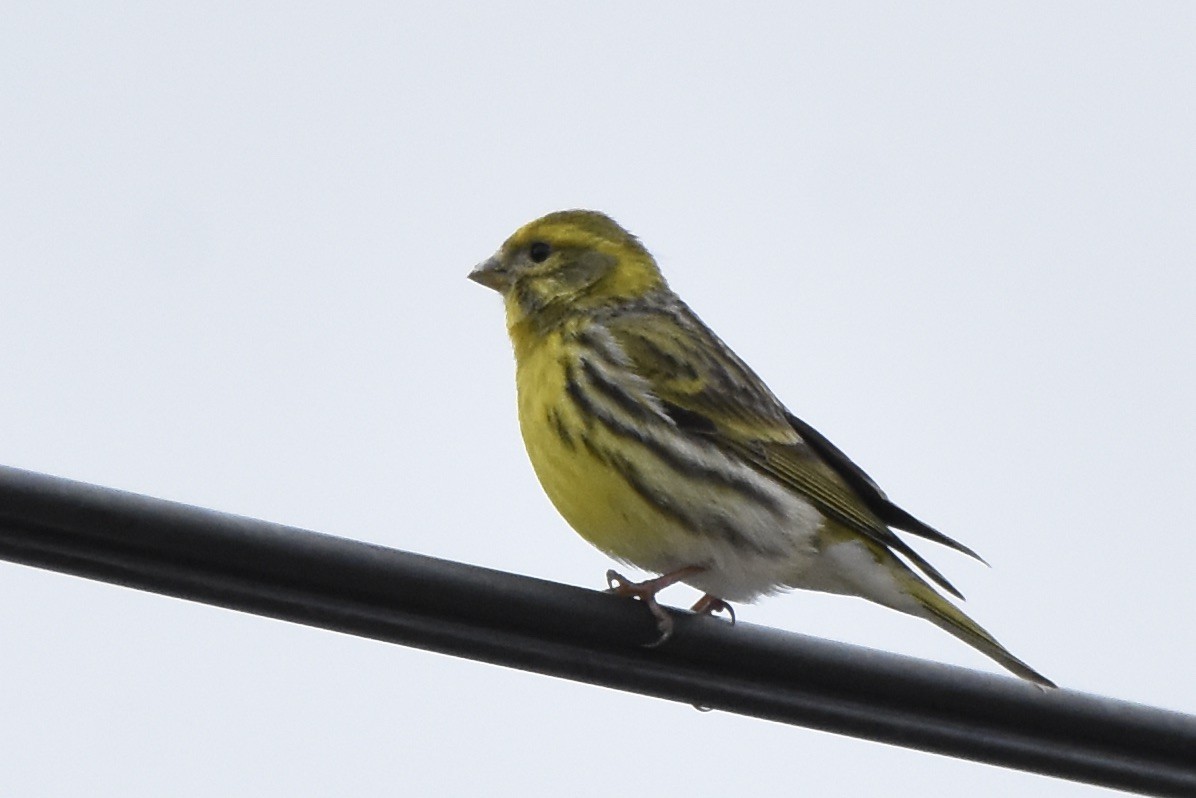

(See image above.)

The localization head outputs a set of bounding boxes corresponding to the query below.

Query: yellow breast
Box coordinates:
[511,322,684,569]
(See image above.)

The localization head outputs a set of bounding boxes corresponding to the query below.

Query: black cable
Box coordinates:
[0,465,1193,796]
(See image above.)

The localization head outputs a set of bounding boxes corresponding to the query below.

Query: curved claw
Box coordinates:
[690,593,736,625]
[642,605,675,648]
[605,569,627,592]
[604,566,704,647]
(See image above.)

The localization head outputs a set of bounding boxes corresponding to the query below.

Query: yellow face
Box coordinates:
[469,210,665,327]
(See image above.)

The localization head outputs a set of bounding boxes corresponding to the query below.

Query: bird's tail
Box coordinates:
[808,528,1055,687]
[903,575,1056,688]
[817,529,1056,687]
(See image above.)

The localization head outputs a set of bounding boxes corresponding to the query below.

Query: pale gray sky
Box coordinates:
[2,3,1194,796]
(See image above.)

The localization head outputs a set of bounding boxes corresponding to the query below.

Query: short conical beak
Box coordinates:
[468,256,511,292]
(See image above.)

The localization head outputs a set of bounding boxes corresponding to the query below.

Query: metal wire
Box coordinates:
[1,464,1193,796]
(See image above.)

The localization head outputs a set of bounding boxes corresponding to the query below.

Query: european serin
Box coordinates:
[470,209,1053,687]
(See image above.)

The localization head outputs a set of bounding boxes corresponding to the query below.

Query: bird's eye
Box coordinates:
[529,241,551,263]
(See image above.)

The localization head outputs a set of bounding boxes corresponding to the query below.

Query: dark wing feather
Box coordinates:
[783,412,986,564]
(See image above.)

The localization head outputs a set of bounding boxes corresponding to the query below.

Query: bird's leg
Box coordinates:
[606,566,705,647]
[690,593,736,625]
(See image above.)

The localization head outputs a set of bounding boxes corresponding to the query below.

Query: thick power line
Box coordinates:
[0,465,1193,796]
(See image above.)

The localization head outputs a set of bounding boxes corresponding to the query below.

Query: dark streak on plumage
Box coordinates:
[623,331,700,382]
[662,401,718,435]
[572,328,627,366]
[546,407,575,451]
[578,357,656,424]
[562,362,787,526]
[577,431,781,557]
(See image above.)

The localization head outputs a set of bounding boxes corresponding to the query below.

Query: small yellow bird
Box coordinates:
[470,209,1053,687]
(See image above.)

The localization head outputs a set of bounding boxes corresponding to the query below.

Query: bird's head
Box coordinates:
[470,210,666,328]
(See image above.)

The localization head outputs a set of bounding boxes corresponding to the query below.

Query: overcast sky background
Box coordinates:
[2,4,1194,796]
